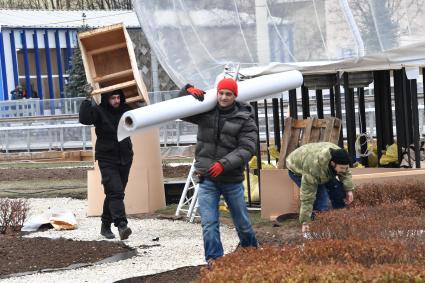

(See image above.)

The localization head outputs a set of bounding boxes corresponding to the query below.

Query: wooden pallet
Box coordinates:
[277,117,342,169]
[78,23,149,108]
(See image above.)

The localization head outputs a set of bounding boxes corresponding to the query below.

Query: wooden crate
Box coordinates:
[78,23,149,107]
[277,117,342,169]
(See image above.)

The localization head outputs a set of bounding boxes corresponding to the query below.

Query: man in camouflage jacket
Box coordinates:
[286,142,354,232]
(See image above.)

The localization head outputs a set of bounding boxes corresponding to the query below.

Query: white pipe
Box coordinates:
[118,70,303,141]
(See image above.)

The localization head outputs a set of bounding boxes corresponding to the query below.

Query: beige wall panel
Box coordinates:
[87,128,165,216]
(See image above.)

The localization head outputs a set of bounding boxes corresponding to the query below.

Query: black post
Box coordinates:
[373,70,394,163]
[403,70,413,166]
[410,79,421,168]
[393,69,407,164]
[423,68,425,112]
[245,164,252,206]
[289,89,298,119]
[250,101,262,194]
[357,87,368,166]
[334,73,344,148]
[301,84,310,119]
[279,97,285,138]
[316,89,324,118]
[382,71,394,146]
[272,98,281,153]
[329,87,335,117]
[373,71,384,162]
[264,99,271,164]
[343,72,356,163]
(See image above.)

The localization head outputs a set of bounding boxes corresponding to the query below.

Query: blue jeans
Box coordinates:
[198,178,258,261]
[288,171,346,212]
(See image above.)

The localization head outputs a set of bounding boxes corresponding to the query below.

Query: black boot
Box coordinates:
[118,222,132,240]
[100,222,115,239]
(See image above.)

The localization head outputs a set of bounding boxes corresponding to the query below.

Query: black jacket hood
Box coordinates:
[100,89,127,111]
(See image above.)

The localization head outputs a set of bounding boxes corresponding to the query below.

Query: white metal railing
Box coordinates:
[0,91,180,118]
[1,93,424,152]
[0,97,86,118]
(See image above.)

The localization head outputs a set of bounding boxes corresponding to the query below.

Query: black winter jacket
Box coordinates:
[79,93,133,165]
[183,101,258,183]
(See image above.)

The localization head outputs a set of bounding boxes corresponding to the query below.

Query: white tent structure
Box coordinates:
[133,0,425,89]
[133,0,425,169]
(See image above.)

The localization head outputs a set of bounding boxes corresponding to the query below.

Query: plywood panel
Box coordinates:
[260,168,423,220]
[79,26,126,52]
[87,128,166,216]
[92,48,131,77]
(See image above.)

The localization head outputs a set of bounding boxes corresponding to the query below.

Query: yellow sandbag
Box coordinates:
[380,143,399,165]
[269,146,280,160]
[243,172,260,202]
[219,202,228,212]
[248,156,277,170]
[353,162,364,168]
[367,143,379,167]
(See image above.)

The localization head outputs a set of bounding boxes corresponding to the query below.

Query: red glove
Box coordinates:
[186,86,205,101]
[209,162,224,177]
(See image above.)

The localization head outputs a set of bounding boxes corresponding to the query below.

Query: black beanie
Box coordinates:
[330,148,351,165]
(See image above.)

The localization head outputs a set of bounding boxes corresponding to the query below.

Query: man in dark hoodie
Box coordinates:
[79,89,133,240]
[179,78,258,267]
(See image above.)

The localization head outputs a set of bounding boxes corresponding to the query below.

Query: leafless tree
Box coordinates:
[0,0,133,9]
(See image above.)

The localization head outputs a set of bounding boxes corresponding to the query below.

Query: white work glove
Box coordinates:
[344,191,354,205]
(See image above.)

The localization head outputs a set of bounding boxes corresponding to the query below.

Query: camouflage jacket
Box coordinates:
[286,142,354,224]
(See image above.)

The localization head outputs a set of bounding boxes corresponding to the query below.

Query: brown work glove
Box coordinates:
[83,84,94,100]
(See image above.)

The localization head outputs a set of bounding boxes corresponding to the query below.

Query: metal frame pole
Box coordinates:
[357,87,368,166]
[263,99,271,163]
[272,98,281,152]
[335,73,344,148]
[343,72,356,163]
[301,84,310,119]
[329,87,335,117]
[289,89,298,119]
[393,69,406,163]
[316,89,324,118]
[409,78,421,168]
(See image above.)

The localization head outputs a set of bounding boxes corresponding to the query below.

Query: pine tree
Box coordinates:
[65,25,91,97]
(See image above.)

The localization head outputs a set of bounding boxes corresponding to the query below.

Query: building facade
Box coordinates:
[0,9,176,101]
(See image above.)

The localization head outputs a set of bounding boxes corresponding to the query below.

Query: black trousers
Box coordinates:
[98,160,132,226]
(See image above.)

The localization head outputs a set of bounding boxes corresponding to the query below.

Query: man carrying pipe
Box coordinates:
[179,78,258,268]
[286,142,354,233]
[79,88,133,240]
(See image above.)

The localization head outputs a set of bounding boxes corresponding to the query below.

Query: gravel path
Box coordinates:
[3,198,239,283]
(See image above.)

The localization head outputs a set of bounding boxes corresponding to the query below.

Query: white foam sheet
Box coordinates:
[118,70,303,140]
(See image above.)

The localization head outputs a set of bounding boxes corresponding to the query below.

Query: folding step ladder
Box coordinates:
[175,160,200,222]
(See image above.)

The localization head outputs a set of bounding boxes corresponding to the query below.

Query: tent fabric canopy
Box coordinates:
[133,0,425,89]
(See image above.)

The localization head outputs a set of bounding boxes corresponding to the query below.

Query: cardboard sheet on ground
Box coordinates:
[22,208,78,232]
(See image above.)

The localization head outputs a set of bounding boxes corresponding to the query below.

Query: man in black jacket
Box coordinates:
[79,89,133,240]
[179,78,258,266]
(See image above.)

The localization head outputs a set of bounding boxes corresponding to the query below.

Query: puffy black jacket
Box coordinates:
[79,92,133,165]
[183,101,258,183]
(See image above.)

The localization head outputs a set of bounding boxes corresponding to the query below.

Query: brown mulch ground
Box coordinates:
[0,219,301,282]
[161,165,191,179]
[0,165,191,182]
[0,164,302,282]
[115,266,204,283]
[117,219,302,282]
[0,168,87,181]
[0,233,132,278]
